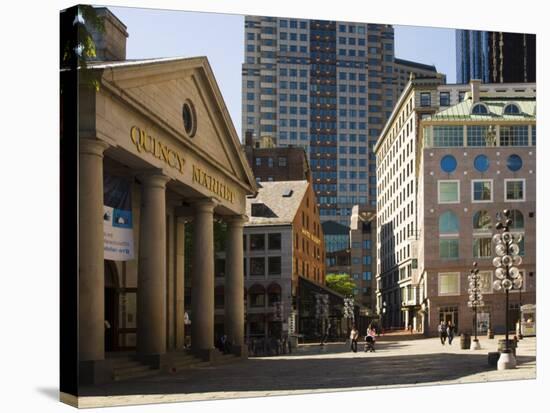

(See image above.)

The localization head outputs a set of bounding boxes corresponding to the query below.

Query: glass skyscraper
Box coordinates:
[456,30,490,83]
[456,29,535,83]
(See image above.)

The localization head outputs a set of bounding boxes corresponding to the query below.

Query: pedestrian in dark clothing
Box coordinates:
[321,322,331,345]
[446,322,455,345]
[438,321,447,345]
[350,325,359,352]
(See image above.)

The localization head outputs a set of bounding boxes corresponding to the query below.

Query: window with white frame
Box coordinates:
[505,179,525,201]
[438,180,460,203]
[473,237,492,258]
[478,271,493,294]
[438,272,460,295]
[472,180,493,202]
[440,239,459,259]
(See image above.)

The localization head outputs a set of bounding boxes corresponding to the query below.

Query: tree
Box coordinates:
[60,5,104,91]
[325,273,355,297]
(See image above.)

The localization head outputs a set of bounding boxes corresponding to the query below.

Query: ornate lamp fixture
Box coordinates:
[492,209,523,370]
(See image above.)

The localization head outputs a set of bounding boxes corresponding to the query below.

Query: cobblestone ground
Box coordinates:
[78,335,536,408]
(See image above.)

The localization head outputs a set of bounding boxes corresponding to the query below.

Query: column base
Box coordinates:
[192,347,222,362]
[78,360,112,386]
[470,339,481,350]
[497,350,517,370]
[136,353,170,371]
[231,344,248,358]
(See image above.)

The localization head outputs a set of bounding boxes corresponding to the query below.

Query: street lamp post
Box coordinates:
[343,296,355,336]
[468,262,483,350]
[381,301,387,334]
[492,209,524,370]
[518,287,523,340]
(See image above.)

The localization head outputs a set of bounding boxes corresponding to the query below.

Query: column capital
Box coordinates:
[225,214,248,228]
[191,198,218,214]
[138,172,171,189]
[79,139,109,157]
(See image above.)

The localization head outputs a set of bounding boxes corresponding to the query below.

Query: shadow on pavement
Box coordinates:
[79,352,536,397]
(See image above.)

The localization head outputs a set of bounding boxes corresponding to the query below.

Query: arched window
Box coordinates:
[503,103,521,115]
[439,211,459,234]
[471,103,489,115]
[249,284,266,308]
[509,209,524,229]
[267,283,282,306]
[473,210,492,231]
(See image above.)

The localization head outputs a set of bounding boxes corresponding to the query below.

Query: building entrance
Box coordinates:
[439,306,458,330]
[104,261,119,352]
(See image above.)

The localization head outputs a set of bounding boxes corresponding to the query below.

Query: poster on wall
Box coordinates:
[103,175,134,260]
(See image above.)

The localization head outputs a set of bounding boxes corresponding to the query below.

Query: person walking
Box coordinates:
[446,321,455,345]
[438,321,447,345]
[320,322,331,346]
[350,325,359,352]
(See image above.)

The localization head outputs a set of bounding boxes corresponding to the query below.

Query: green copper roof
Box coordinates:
[427,99,536,121]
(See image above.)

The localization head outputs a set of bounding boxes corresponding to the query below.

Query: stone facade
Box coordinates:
[76,50,257,385]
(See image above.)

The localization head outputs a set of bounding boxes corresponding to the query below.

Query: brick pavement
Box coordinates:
[76,335,536,408]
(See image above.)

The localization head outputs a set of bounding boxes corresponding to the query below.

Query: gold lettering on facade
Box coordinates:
[130,126,185,174]
[192,165,235,203]
[301,228,321,245]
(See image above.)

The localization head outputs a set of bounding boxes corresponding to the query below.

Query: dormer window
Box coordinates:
[471,103,489,115]
[503,103,521,115]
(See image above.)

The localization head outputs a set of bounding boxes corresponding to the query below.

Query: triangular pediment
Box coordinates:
[95,56,256,195]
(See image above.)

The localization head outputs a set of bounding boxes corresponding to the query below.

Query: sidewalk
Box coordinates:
[76,335,536,408]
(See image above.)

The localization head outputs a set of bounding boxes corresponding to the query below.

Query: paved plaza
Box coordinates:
[76,335,536,407]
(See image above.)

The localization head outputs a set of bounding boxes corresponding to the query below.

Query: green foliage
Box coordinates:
[60,5,105,91]
[325,273,355,297]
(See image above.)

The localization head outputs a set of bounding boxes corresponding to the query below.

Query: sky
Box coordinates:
[110,6,456,139]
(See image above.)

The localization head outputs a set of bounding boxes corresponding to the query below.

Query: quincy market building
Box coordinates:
[75,12,257,384]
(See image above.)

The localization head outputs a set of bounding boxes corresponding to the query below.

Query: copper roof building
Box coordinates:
[375,76,536,336]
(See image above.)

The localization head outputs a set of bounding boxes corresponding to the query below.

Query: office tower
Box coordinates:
[243,17,440,227]
[456,30,536,84]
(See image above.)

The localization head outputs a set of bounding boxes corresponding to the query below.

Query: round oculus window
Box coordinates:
[182,100,197,137]
[440,155,457,173]
[474,154,490,172]
[507,154,523,172]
